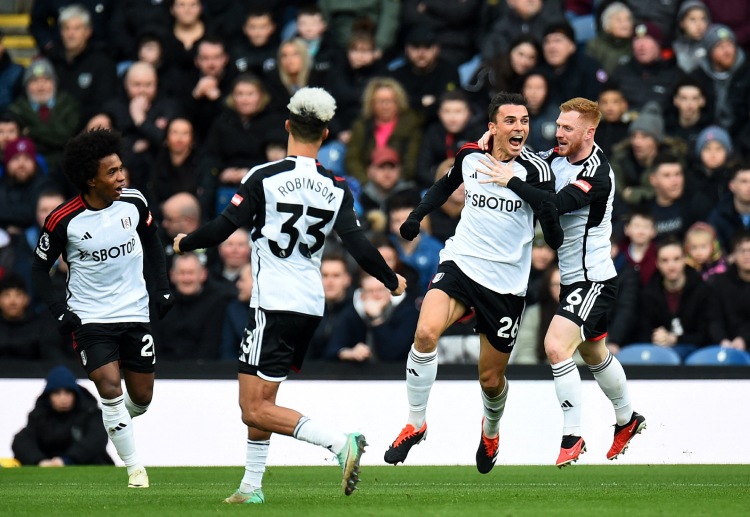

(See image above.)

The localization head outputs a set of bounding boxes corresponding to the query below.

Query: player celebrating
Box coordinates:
[173,87,406,503]
[384,92,562,474]
[480,97,646,467]
[31,129,173,488]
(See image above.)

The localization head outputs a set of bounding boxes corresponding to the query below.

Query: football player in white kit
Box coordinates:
[31,129,173,488]
[174,87,406,503]
[384,92,563,474]
[482,97,646,467]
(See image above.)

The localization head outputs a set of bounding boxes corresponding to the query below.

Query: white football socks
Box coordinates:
[551,358,582,436]
[124,392,149,418]
[481,380,508,438]
[240,439,269,492]
[101,395,141,474]
[293,416,347,455]
[588,351,633,425]
[405,345,438,428]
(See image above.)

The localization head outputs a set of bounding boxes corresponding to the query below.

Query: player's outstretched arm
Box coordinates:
[339,229,401,292]
[391,274,407,296]
[176,214,239,254]
[400,173,458,240]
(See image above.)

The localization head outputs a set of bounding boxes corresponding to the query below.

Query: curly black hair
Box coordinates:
[61,129,123,192]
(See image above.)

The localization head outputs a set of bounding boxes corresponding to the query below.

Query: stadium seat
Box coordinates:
[616,344,682,365]
[317,140,348,177]
[684,346,750,366]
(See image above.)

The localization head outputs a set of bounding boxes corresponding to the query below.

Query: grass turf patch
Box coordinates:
[1,464,748,516]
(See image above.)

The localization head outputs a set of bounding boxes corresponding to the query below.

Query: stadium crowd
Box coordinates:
[1,0,750,367]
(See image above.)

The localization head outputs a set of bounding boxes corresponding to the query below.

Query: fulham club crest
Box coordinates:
[121,217,132,229]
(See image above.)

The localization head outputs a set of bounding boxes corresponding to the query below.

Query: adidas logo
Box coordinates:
[563,304,574,312]
[81,232,93,240]
[407,368,419,376]
[561,400,574,408]
[108,422,128,435]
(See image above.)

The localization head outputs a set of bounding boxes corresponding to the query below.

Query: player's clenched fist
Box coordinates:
[173,233,187,255]
[399,216,421,241]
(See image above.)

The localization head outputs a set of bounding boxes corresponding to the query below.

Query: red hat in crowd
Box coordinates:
[3,137,36,166]
[634,22,664,47]
[371,146,400,167]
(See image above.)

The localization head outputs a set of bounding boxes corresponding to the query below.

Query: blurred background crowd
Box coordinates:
[1,0,749,368]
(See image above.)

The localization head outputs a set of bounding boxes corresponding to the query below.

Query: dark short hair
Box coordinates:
[438,89,470,107]
[386,188,422,213]
[62,129,123,192]
[651,151,683,172]
[0,273,28,294]
[488,92,526,123]
[656,235,684,256]
[730,229,750,253]
[671,76,707,99]
[625,209,655,225]
[321,250,349,268]
[731,161,750,180]
[0,111,22,130]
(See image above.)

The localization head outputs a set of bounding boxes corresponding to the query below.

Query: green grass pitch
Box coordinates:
[2,465,749,516]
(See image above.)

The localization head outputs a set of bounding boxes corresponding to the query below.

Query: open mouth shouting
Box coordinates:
[508,134,525,151]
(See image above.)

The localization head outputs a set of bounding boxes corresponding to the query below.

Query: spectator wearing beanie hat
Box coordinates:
[702,0,750,51]
[3,136,37,167]
[696,124,733,157]
[610,101,687,206]
[610,20,687,111]
[538,20,606,106]
[692,24,750,135]
[689,124,737,204]
[8,58,80,181]
[0,137,52,231]
[11,364,114,466]
[673,0,711,73]
[622,0,683,45]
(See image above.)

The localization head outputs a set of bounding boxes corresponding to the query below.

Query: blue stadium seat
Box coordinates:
[684,345,750,366]
[616,344,682,365]
[317,140,348,178]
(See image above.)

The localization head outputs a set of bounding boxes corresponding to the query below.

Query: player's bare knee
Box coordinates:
[130,392,152,407]
[578,341,607,364]
[96,382,123,400]
[240,402,269,429]
[414,324,440,352]
[240,407,258,428]
[478,372,504,393]
[544,340,568,364]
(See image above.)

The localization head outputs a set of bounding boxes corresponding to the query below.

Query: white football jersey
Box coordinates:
[440,144,554,296]
[35,189,155,323]
[545,144,618,284]
[222,156,359,316]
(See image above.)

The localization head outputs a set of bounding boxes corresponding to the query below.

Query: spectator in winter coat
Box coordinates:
[47,4,118,124]
[12,365,114,466]
[638,237,711,359]
[323,271,418,362]
[707,230,750,351]
[708,165,750,253]
[0,274,66,361]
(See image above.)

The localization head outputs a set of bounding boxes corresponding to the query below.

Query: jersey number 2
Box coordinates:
[269,203,334,259]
